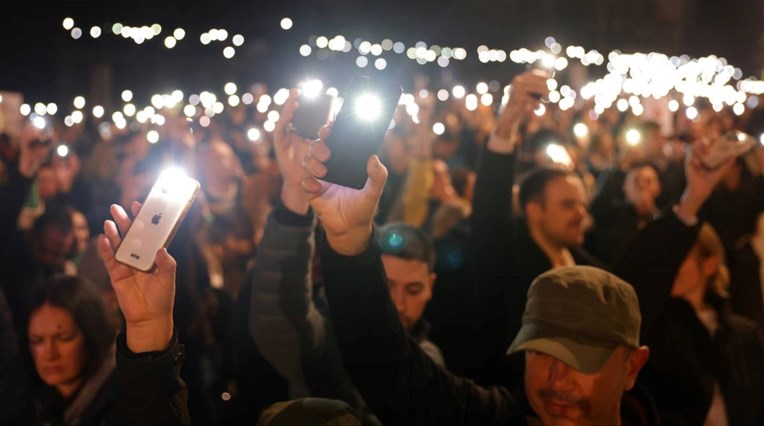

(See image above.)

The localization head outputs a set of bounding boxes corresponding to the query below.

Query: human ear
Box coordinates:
[624,346,650,390]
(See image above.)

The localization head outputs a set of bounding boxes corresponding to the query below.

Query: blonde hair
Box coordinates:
[694,223,730,298]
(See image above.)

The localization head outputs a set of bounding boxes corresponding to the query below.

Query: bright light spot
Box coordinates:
[548,91,561,103]
[616,99,629,112]
[452,85,466,99]
[233,34,244,46]
[316,36,328,48]
[326,87,339,97]
[200,33,211,45]
[573,123,588,138]
[465,94,478,111]
[247,128,261,142]
[374,58,387,70]
[732,103,745,116]
[32,116,47,129]
[476,82,488,94]
[183,105,196,117]
[71,110,84,124]
[267,110,280,122]
[685,106,699,120]
[228,95,240,107]
[20,104,31,116]
[668,99,679,112]
[546,79,558,91]
[112,23,123,35]
[64,116,74,127]
[546,144,572,167]
[121,90,133,102]
[299,79,324,98]
[173,28,185,40]
[147,130,159,144]
[56,145,69,157]
[63,18,75,30]
[299,44,312,56]
[280,17,293,30]
[223,47,236,58]
[273,89,289,105]
[354,94,382,121]
[242,93,254,105]
[199,116,211,127]
[263,120,276,132]
[356,56,368,67]
[224,82,237,95]
[151,94,164,109]
[151,24,162,35]
[71,28,82,39]
[432,122,445,135]
[123,104,136,117]
[760,134,765,145]
[480,93,493,106]
[213,102,224,114]
[151,114,166,126]
[625,129,641,146]
[90,26,102,38]
[217,29,228,41]
[437,89,449,101]
[256,102,269,113]
[46,103,57,115]
[73,96,86,109]
[393,42,405,54]
[164,37,177,48]
[34,103,47,116]
[534,103,546,116]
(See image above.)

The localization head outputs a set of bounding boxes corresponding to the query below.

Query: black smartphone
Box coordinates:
[322,75,403,190]
[291,91,334,140]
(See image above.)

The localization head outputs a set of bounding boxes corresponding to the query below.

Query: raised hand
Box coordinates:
[273,88,313,214]
[302,126,388,255]
[490,70,549,152]
[675,138,734,222]
[99,202,176,352]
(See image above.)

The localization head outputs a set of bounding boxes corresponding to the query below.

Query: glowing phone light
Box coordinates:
[354,93,382,121]
[625,129,641,146]
[545,143,572,167]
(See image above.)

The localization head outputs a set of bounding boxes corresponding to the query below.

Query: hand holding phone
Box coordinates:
[321,75,403,189]
[114,167,200,271]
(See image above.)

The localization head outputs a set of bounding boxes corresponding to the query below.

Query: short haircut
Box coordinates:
[378,222,436,272]
[27,275,115,381]
[518,166,573,212]
[32,201,73,236]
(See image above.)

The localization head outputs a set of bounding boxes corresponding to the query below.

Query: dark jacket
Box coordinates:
[615,211,764,425]
[318,229,659,425]
[469,147,601,387]
[109,330,189,426]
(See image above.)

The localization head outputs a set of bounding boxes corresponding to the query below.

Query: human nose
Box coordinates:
[546,358,574,391]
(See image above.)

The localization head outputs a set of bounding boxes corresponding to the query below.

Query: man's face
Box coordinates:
[531,176,588,247]
[381,255,435,332]
[524,347,634,425]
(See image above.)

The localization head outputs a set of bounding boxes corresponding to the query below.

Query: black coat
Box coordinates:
[615,212,764,425]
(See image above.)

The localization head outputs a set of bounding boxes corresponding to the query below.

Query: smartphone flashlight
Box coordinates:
[545,143,573,167]
[354,93,383,121]
[298,79,324,99]
[56,144,69,157]
[157,167,196,197]
[625,129,642,147]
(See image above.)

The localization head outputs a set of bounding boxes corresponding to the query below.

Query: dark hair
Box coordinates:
[518,166,573,212]
[378,222,436,272]
[32,201,73,236]
[27,275,115,381]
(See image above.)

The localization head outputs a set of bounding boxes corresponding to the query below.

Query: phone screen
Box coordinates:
[322,75,403,189]
[114,168,200,271]
[291,92,334,140]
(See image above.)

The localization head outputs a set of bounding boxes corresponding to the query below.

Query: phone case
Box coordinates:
[114,169,201,271]
[702,130,757,170]
[322,75,403,189]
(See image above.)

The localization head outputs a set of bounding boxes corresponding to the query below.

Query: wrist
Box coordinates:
[281,185,310,215]
[126,317,174,353]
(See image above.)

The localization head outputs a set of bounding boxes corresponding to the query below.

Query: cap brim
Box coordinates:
[507,323,618,374]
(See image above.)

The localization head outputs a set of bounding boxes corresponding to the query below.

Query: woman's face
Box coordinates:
[28,304,88,394]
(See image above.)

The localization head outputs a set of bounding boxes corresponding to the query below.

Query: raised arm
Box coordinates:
[301,128,524,425]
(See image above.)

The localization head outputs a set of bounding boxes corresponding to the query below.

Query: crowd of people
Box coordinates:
[0,66,763,425]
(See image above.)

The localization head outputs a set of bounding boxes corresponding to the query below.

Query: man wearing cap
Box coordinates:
[300,125,653,424]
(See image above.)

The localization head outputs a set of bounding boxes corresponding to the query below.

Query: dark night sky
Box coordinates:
[1,0,763,105]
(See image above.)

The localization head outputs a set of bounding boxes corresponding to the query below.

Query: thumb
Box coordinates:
[154,248,177,278]
[365,154,388,194]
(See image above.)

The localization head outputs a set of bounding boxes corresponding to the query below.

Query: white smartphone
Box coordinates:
[701,130,757,170]
[114,167,201,272]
